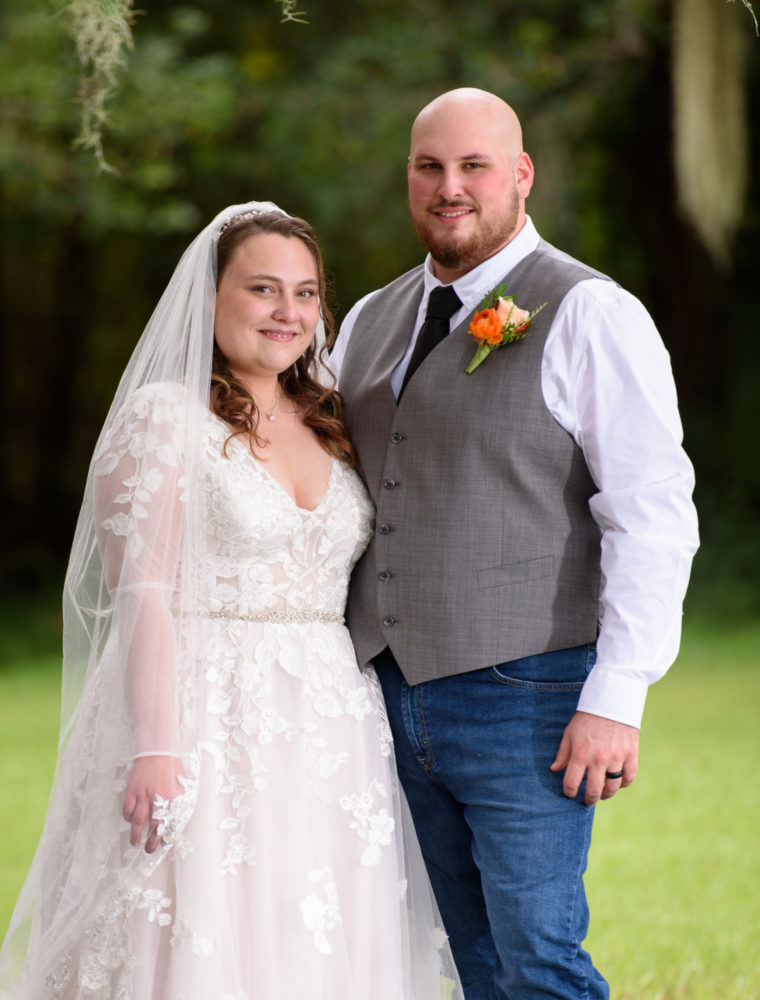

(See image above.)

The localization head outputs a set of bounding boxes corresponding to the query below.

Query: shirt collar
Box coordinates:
[422,216,540,313]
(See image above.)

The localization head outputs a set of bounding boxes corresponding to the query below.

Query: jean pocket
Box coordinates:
[489,643,596,690]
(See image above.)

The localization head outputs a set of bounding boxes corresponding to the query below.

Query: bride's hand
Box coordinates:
[123,755,186,853]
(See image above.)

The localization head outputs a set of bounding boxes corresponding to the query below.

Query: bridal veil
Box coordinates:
[0,201,462,1000]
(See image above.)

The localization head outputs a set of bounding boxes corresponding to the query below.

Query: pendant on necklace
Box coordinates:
[263,385,282,423]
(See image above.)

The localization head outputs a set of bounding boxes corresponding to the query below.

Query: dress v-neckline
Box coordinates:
[210,410,336,514]
[252,453,336,514]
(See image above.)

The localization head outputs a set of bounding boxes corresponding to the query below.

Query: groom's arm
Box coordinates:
[542,278,698,803]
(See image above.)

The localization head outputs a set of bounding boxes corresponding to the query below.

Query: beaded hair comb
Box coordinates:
[217,209,265,235]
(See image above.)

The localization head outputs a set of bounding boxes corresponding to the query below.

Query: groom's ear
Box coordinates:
[515,151,534,201]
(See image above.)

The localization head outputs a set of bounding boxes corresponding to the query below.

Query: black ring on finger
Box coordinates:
[605,769,624,780]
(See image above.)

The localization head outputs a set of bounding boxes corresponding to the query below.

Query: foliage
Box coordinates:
[0,0,758,605]
[60,0,309,170]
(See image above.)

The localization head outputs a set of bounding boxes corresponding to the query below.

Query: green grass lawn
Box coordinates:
[1,621,758,998]
[585,623,760,999]
[0,652,60,929]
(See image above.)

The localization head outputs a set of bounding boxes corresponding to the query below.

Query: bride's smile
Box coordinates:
[214,230,320,390]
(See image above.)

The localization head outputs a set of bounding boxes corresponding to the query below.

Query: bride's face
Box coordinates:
[214,232,320,384]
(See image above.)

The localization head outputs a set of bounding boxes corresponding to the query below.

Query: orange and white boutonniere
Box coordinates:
[465,284,546,374]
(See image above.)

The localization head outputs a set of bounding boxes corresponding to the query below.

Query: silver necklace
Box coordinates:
[262,384,283,422]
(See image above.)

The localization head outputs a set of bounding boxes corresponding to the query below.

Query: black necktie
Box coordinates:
[399,284,462,398]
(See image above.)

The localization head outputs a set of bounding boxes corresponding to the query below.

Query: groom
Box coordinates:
[332,88,698,998]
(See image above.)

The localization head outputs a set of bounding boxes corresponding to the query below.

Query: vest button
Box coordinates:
[382,616,397,627]
[377,523,391,535]
[383,479,398,490]
[390,431,406,444]
[378,570,392,582]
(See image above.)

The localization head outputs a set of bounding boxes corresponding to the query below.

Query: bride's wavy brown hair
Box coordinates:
[210,211,356,466]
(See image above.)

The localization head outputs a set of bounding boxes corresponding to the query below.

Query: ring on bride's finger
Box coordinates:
[605,769,624,780]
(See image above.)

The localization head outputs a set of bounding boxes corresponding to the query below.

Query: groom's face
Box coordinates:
[407,103,532,280]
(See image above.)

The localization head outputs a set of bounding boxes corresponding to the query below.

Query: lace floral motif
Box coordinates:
[171,919,215,958]
[94,387,186,562]
[153,769,199,858]
[339,779,396,867]
[73,883,167,996]
[363,666,395,758]
[44,956,73,999]
[302,731,350,802]
[299,869,343,955]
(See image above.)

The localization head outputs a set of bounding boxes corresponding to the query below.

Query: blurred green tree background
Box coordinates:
[1,0,758,619]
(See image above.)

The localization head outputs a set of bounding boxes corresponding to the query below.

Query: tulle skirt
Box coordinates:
[0,619,461,1000]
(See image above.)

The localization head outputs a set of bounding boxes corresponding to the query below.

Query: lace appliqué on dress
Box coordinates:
[153,769,199,858]
[299,870,343,955]
[339,779,395,868]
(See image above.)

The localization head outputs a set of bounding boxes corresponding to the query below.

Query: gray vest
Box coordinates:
[338,241,606,684]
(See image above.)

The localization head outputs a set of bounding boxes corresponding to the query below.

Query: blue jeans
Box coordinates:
[373,645,609,1000]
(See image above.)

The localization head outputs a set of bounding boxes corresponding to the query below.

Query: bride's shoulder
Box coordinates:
[94,382,212,467]
[123,379,198,410]
[111,381,209,427]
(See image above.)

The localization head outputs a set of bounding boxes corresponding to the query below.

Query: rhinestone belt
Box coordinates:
[196,609,344,625]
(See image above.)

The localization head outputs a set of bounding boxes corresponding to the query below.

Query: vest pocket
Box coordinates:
[477,554,554,590]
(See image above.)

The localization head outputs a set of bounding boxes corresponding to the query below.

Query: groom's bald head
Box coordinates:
[411,88,525,163]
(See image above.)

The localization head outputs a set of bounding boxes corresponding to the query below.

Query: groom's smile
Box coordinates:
[433,205,476,221]
[406,102,533,282]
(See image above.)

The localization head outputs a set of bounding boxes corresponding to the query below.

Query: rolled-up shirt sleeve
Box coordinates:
[542,278,699,728]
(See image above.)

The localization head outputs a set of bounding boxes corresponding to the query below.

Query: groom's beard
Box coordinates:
[409,189,520,273]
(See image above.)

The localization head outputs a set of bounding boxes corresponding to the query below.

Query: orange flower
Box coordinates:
[465,287,546,373]
[469,308,504,345]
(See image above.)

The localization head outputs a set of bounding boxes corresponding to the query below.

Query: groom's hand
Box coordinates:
[550,711,639,806]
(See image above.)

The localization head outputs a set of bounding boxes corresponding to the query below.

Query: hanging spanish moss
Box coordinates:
[275,0,309,23]
[66,0,136,173]
[672,0,751,268]
[735,0,759,34]
[64,0,308,172]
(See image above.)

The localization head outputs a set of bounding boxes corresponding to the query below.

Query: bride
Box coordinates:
[0,202,462,1000]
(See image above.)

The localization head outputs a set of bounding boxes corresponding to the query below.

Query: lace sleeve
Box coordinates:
[92,384,189,758]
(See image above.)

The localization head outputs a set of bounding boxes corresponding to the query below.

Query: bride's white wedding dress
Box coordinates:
[1,384,459,1000]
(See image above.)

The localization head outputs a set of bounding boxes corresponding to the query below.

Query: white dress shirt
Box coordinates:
[331,217,699,728]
